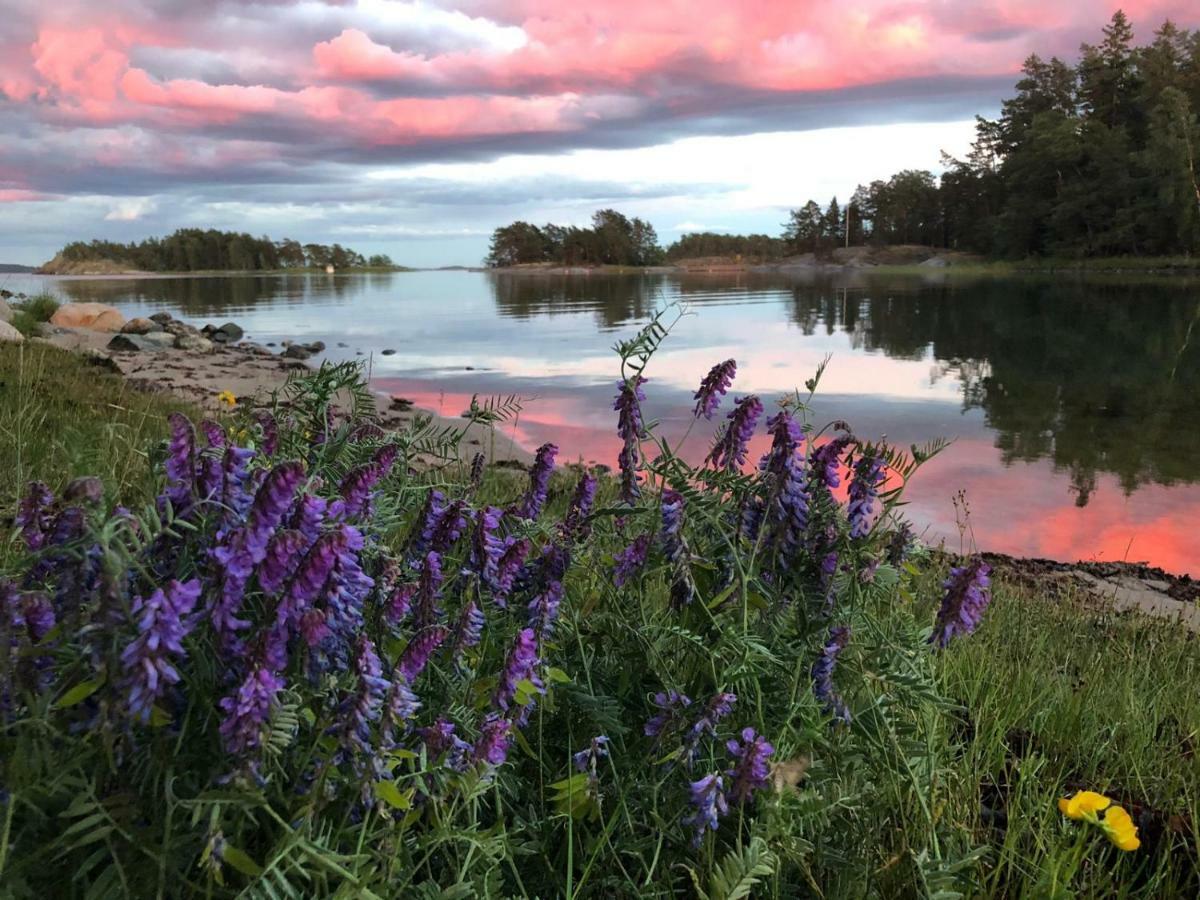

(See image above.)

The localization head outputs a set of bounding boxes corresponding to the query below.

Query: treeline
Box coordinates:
[54,229,396,271]
[485,210,664,267]
[784,12,1200,258]
[663,233,789,262]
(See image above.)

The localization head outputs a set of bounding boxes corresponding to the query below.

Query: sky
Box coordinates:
[1,1,1197,267]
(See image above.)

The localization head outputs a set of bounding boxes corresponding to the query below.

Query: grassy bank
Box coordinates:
[1,339,1196,897]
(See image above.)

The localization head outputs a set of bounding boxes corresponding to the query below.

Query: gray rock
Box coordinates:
[174,333,213,353]
[381,348,396,356]
[149,312,173,324]
[0,289,12,300]
[0,320,25,343]
[918,256,949,268]
[283,344,314,360]
[217,321,244,341]
[121,317,162,335]
[108,332,175,352]
[306,340,325,352]
[82,349,120,372]
[0,298,12,322]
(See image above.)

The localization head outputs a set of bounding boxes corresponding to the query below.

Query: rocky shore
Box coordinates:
[32,301,530,465]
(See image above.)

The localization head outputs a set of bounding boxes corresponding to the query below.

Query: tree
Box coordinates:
[783,201,824,254]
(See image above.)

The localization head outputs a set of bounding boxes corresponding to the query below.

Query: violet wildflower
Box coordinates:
[886,521,914,566]
[407,489,446,558]
[419,717,471,769]
[528,579,565,637]
[468,506,504,582]
[494,627,543,716]
[218,665,285,756]
[613,376,647,503]
[562,471,597,541]
[20,593,56,644]
[693,359,737,420]
[220,445,257,523]
[739,494,765,543]
[344,637,388,755]
[399,626,449,682]
[15,482,54,552]
[684,773,728,846]
[490,537,530,607]
[847,454,885,539]
[812,625,851,724]
[645,689,692,739]
[256,530,307,596]
[276,530,344,634]
[473,713,513,767]
[121,579,201,723]
[613,534,651,587]
[318,525,374,648]
[775,454,809,555]
[468,452,486,491]
[254,410,279,456]
[515,442,558,520]
[725,727,774,805]
[288,491,329,545]
[930,559,992,649]
[385,583,416,625]
[810,436,852,496]
[429,499,468,554]
[412,551,445,628]
[451,600,485,662]
[661,489,686,564]
[681,692,737,765]
[164,413,196,511]
[573,735,610,774]
[706,395,763,472]
[760,410,802,480]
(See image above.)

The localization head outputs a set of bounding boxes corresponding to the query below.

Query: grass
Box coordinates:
[7,292,60,337]
[1,344,1196,896]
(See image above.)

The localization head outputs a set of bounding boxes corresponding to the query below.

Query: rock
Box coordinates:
[283,344,314,360]
[217,321,244,341]
[174,333,213,353]
[49,302,126,332]
[81,349,120,372]
[0,320,25,343]
[464,365,475,371]
[280,358,310,370]
[381,348,396,356]
[307,340,325,352]
[149,312,173,324]
[165,320,201,338]
[108,332,176,352]
[266,342,276,347]
[0,289,12,299]
[0,298,11,322]
[919,256,949,268]
[389,396,414,411]
[337,342,348,348]
[121,317,162,335]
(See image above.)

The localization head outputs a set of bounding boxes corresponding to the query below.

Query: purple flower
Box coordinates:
[930,560,992,649]
[165,414,196,511]
[121,579,201,723]
[527,543,568,637]
[412,551,445,629]
[562,471,597,541]
[220,445,257,523]
[399,626,449,682]
[288,491,328,545]
[693,359,737,420]
[760,411,802,479]
[256,530,307,596]
[847,454,885,539]
[344,637,388,755]
[20,593,56,643]
[613,534,651,587]
[645,689,692,739]
[684,773,728,846]
[451,600,485,662]
[494,628,543,716]
[473,713,513,767]
[775,454,809,556]
[661,489,686,564]
[725,727,774,805]
[490,537,530,607]
[254,410,279,456]
[277,530,344,633]
[419,717,471,769]
[428,499,468,555]
[810,437,852,494]
[319,526,374,646]
[706,395,762,472]
[573,734,610,774]
[887,522,914,566]
[812,625,851,724]
[681,691,737,765]
[468,452,486,490]
[197,424,226,501]
[385,583,416,625]
[332,445,398,520]
[218,665,284,756]
[513,442,557,520]
[15,482,54,552]
[739,495,765,543]
[613,376,647,503]
[407,489,446,558]
[468,506,504,582]
[379,674,420,751]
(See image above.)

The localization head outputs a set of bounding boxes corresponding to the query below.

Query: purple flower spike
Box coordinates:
[812,625,851,724]
[276,530,344,632]
[254,410,279,456]
[775,454,809,556]
[219,665,285,756]
[385,583,417,625]
[562,472,597,541]
[693,359,737,420]
[420,717,471,769]
[121,579,201,723]
[613,534,651,587]
[469,506,504,582]
[684,773,729,846]
[706,395,763,472]
[516,443,558,520]
[661,489,686,564]
[645,689,692,739]
[413,551,445,628]
[681,691,737,765]
[380,673,420,751]
[332,444,398,521]
[429,500,468,554]
[20,593,56,643]
[760,410,802,480]
[408,489,447,558]
[220,445,257,521]
[288,491,328,545]
[15,482,54,552]
[345,637,388,755]
[847,454,886,539]
[257,530,307,596]
[451,600,485,661]
[473,713,513,767]
[930,560,992,649]
[399,626,449,682]
[613,376,647,503]
[573,734,610,774]
[494,627,543,715]
[725,727,774,805]
[490,537,530,607]
[810,437,852,494]
[165,413,196,510]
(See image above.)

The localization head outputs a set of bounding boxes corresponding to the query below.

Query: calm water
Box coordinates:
[10,269,1200,575]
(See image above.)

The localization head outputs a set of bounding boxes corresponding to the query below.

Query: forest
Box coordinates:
[49,229,395,272]
[487,13,1200,266]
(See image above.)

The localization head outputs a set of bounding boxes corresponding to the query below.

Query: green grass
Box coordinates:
[8,292,60,337]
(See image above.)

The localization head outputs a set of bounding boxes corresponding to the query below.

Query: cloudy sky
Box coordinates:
[0,1,1195,266]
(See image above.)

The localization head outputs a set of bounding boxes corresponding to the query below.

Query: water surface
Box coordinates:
[9,269,1199,575]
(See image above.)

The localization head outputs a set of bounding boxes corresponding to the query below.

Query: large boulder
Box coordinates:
[217,321,244,342]
[121,317,163,335]
[0,320,24,343]
[0,298,12,323]
[50,302,126,332]
[108,332,176,352]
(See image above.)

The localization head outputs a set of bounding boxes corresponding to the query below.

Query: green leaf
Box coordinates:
[148,705,172,727]
[546,667,572,684]
[221,845,264,878]
[373,781,413,810]
[56,678,104,708]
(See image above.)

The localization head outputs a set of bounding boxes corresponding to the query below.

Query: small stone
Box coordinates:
[120,317,162,335]
[337,342,348,347]
[217,321,244,341]
[283,345,313,360]
[389,396,414,411]
[381,348,396,356]
[0,289,12,300]
[108,332,175,352]
[149,312,173,324]
[174,333,213,353]
[464,365,475,370]
[305,340,325,352]
[0,320,25,343]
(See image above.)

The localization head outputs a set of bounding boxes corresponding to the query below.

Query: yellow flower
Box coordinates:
[1058,791,1140,852]
[1099,805,1141,852]
[216,390,237,407]
[1058,791,1111,820]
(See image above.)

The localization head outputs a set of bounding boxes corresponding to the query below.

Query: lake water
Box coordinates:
[9,269,1200,575]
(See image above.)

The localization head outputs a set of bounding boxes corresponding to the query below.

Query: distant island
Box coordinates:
[0,264,35,273]
[38,229,407,275]
[487,12,1200,270]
